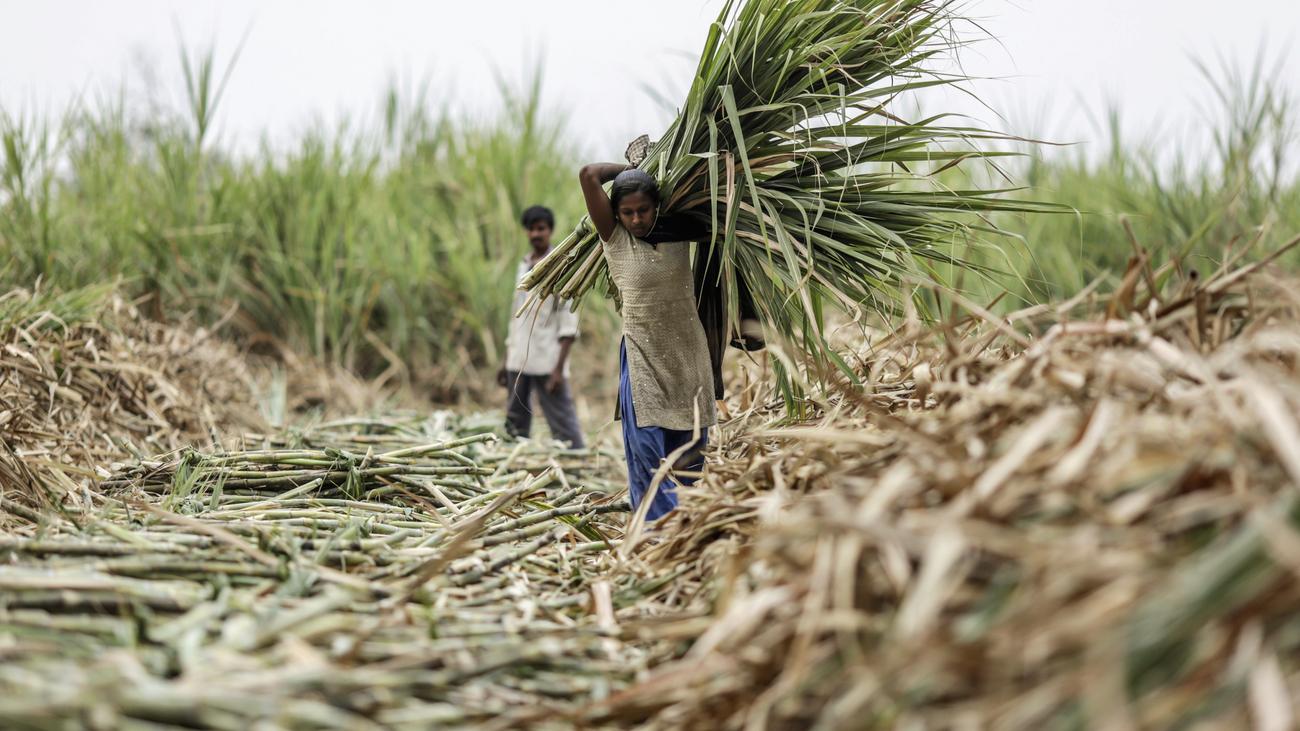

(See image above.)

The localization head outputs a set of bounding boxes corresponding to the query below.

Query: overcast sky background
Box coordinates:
[2,1,1297,159]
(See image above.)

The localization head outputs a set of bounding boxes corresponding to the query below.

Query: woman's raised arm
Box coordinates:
[578,162,630,242]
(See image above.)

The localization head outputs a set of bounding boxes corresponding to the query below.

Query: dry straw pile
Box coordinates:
[0,286,263,517]
[588,238,1300,729]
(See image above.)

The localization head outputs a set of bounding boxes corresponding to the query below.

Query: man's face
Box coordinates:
[527,221,553,250]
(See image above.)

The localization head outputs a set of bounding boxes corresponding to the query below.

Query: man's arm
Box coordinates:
[498,318,511,388]
[547,336,575,393]
[547,302,580,393]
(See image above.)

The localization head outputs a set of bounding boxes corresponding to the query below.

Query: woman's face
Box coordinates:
[616,191,657,239]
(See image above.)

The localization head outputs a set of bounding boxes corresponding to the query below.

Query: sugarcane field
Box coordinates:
[4,1,1300,729]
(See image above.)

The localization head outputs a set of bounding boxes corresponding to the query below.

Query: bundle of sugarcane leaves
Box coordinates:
[523,0,1058,383]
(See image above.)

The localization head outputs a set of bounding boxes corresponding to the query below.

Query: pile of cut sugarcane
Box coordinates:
[581,240,1300,729]
[0,283,265,518]
[0,416,661,730]
[9,244,1300,729]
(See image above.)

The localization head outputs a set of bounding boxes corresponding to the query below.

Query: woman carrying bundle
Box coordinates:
[578,163,718,522]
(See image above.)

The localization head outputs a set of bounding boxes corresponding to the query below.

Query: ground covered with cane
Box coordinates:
[6,248,1300,729]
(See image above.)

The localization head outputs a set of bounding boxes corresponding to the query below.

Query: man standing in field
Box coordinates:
[497,205,585,448]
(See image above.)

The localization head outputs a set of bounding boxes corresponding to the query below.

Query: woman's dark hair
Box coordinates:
[610,169,660,209]
[521,205,554,229]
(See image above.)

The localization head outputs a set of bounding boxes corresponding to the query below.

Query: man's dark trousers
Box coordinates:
[504,372,585,448]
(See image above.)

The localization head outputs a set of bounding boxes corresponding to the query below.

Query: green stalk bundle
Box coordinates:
[522,0,1057,377]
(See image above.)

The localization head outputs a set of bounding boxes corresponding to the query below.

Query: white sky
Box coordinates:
[1,0,1297,159]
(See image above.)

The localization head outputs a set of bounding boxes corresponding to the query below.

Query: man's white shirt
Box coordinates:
[506,258,579,376]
